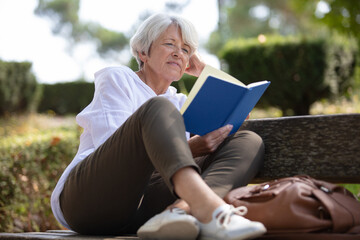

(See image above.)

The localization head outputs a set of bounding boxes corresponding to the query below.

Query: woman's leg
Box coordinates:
[59,97,199,235]
[196,130,265,198]
[131,130,264,230]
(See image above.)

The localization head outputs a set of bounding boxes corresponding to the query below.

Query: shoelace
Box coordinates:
[216,205,248,228]
[171,207,187,215]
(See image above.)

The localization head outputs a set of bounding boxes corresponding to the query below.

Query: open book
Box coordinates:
[180,65,270,136]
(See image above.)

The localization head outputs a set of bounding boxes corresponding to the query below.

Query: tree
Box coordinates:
[35,0,128,58]
[209,0,360,55]
[302,0,360,49]
[208,0,316,55]
[35,0,194,60]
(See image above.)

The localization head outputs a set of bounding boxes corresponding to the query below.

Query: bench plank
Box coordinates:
[0,231,139,240]
[240,113,360,183]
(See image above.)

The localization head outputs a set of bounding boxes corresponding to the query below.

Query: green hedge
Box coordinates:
[0,60,42,116]
[0,128,80,232]
[219,36,358,115]
[171,74,197,95]
[38,81,94,115]
[37,68,195,115]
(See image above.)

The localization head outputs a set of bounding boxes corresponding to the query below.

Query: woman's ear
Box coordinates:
[138,51,148,63]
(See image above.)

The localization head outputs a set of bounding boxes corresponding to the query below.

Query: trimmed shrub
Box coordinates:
[219,36,357,115]
[38,81,94,115]
[0,60,42,116]
[0,127,80,232]
[37,70,193,116]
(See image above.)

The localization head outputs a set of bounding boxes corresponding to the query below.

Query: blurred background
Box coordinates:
[0,0,359,233]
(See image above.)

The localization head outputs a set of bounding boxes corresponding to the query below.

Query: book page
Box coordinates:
[180,65,245,114]
[202,65,245,86]
[247,80,270,88]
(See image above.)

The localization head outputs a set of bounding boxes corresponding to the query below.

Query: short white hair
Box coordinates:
[130,13,199,69]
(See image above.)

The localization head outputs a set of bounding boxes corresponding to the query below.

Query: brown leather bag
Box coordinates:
[224,175,360,239]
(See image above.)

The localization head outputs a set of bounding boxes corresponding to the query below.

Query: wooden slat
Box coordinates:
[0,231,138,240]
[239,114,360,183]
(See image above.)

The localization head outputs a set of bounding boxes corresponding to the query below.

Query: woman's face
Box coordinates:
[140,24,191,83]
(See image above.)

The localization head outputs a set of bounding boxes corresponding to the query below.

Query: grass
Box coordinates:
[0,112,77,138]
[310,95,360,115]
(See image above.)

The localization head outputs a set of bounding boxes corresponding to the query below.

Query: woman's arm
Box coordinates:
[77,68,135,149]
[185,52,243,157]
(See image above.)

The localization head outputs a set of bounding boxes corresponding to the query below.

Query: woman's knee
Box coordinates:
[144,97,176,111]
[141,97,178,119]
[229,130,265,163]
[234,130,264,150]
[231,130,265,186]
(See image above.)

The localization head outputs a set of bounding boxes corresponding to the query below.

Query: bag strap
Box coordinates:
[313,189,355,233]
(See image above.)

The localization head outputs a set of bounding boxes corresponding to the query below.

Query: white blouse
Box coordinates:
[51,65,188,229]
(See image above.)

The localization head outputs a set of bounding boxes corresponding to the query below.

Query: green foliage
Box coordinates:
[0,127,80,232]
[210,0,360,56]
[340,184,360,201]
[220,36,357,115]
[90,24,128,57]
[209,0,318,55]
[35,0,80,35]
[171,74,197,95]
[38,81,94,115]
[297,0,360,48]
[128,57,139,72]
[322,0,360,52]
[0,60,42,116]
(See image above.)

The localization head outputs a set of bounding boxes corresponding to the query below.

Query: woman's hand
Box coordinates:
[185,52,206,77]
[188,124,233,158]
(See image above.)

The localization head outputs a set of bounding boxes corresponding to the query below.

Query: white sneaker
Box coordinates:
[137,207,200,239]
[199,204,266,240]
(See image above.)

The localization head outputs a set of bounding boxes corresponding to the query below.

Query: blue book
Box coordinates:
[180,65,270,136]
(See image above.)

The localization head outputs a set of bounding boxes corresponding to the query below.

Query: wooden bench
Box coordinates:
[1,113,359,240]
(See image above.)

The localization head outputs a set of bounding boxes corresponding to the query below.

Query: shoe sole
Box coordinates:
[137,220,199,240]
[199,225,266,240]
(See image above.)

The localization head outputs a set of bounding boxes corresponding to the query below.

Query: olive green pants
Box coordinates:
[60,97,264,235]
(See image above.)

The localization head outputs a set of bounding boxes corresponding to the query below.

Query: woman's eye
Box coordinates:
[182,48,189,54]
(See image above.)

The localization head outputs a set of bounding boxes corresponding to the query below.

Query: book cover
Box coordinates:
[181,65,270,136]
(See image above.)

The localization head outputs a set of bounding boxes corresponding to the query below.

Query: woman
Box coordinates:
[51,13,266,240]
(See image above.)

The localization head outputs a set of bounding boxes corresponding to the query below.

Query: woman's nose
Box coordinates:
[172,46,182,57]
[172,50,179,57]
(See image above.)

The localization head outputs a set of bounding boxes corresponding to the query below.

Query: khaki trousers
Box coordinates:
[60,97,264,235]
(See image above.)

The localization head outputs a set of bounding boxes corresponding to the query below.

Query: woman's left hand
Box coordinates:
[185,52,206,77]
[188,124,233,158]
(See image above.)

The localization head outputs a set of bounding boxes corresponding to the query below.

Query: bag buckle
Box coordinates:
[320,186,332,193]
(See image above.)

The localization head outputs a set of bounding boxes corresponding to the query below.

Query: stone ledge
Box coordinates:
[241,113,360,183]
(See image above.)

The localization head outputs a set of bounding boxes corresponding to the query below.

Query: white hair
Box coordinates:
[130,13,199,69]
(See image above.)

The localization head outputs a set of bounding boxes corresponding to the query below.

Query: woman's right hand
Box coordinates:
[188,124,233,158]
[185,52,206,77]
